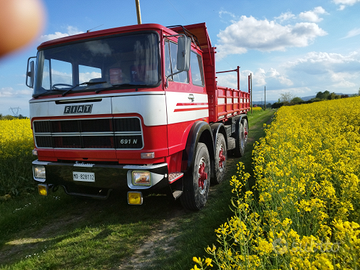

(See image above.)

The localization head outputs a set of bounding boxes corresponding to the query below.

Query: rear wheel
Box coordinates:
[234,118,248,157]
[242,119,249,146]
[212,133,227,184]
[180,142,210,211]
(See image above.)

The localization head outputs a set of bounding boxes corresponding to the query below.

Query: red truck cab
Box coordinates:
[26,22,250,210]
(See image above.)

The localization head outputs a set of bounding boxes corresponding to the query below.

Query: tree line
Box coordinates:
[0,114,28,120]
[271,90,354,109]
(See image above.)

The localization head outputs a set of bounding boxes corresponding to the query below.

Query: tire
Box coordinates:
[242,118,249,146]
[234,119,248,157]
[180,142,211,211]
[212,133,227,184]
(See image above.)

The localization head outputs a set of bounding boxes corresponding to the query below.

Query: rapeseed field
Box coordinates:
[193,96,360,269]
[0,119,34,197]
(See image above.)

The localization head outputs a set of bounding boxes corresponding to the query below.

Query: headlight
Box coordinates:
[132,171,151,186]
[33,165,46,180]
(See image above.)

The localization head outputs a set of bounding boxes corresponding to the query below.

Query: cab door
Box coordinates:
[164,38,208,155]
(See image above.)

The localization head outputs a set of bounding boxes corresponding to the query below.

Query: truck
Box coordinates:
[26,22,250,211]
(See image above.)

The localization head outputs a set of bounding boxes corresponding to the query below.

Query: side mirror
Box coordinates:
[177,35,191,72]
[26,57,35,88]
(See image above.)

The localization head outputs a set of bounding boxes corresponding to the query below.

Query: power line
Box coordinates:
[165,0,189,24]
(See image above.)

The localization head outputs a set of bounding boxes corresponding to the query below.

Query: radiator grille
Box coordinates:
[33,117,143,149]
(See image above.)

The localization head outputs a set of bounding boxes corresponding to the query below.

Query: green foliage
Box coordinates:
[290,96,303,104]
[316,90,330,99]
[315,90,340,100]
[272,102,284,109]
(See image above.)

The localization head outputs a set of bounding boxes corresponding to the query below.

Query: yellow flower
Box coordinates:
[205,258,213,267]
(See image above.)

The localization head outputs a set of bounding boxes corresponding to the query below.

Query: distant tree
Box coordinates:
[280,92,294,103]
[18,114,28,119]
[328,92,340,100]
[309,97,323,103]
[2,115,15,120]
[316,90,330,100]
[272,102,283,109]
[291,97,303,104]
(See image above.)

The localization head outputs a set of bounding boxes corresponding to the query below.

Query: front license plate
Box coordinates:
[73,171,95,182]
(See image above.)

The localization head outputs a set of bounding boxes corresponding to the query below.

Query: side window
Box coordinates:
[41,59,50,90]
[165,40,189,83]
[190,51,204,86]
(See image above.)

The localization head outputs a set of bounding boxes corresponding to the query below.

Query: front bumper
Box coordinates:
[32,160,169,198]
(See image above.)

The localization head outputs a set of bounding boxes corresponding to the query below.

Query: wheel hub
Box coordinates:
[219,149,226,168]
[198,160,208,190]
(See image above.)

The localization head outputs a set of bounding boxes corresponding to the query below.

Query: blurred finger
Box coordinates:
[0,0,45,57]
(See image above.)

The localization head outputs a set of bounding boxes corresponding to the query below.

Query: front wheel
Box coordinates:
[180,142,211,211]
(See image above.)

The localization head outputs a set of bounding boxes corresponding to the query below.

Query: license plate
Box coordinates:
[73,171,95,182]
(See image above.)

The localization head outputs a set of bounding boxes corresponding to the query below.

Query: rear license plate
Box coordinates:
[73,171,95,182]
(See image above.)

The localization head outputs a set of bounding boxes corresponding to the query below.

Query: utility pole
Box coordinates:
[248,73,253,114]
[135,0,142,24]
[264,86,266,110]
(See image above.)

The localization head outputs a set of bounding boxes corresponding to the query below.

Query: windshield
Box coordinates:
[33,32,160,97]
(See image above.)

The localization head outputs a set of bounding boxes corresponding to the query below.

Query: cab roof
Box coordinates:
[38,22,212,50]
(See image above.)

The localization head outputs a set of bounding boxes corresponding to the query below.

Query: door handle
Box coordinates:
[188,94,194,102]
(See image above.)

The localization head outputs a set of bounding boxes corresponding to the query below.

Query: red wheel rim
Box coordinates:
[219,148,226,168]
[198,158,208,191]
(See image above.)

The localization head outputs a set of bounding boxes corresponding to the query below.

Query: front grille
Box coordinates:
[33,117,143,149]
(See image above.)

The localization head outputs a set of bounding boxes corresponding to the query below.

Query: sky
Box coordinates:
[0,0,360,117]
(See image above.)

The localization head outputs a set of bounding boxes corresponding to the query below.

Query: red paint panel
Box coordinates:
[167,120,195,156]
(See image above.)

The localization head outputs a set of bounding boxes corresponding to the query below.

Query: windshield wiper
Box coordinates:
[62,79,107,97]
[95,82,149,94]
[33,79,108,98]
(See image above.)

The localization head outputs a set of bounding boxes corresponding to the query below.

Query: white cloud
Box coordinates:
[253,68,293,88]
[288,51,360,73]
[298,6,328,22]
[216,16,327,59]
[0,87,14,97]
[333,0,360,9]
[0,87,32,98]
[216,70,252,90]
[285,51,360,94]
[342,28,360,39]
[248,50,360,101]
[219,10,236,19]
[275,12,296,22]
[215,67,293,100]
[40,26,83,42]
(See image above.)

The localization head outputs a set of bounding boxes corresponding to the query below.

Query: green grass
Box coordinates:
[0,109,275,270]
